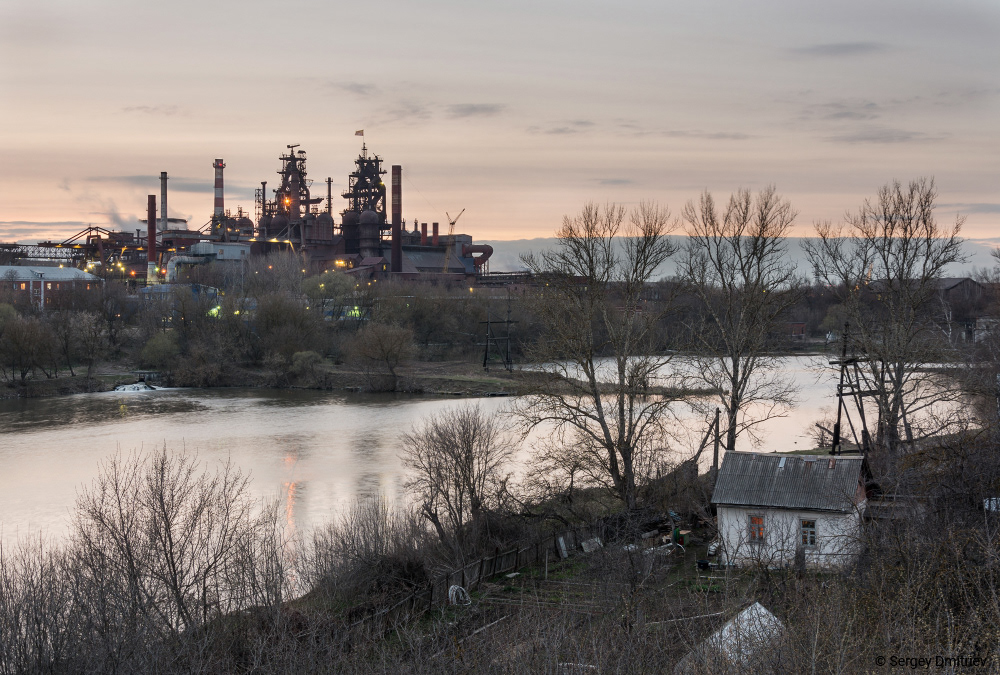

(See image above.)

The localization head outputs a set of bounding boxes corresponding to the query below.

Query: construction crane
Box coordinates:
[442,208,465,273]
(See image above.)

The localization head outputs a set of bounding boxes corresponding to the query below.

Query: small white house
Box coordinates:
[712,453,868,569]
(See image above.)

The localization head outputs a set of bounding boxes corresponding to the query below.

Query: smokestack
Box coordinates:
[159,172,168,232]
[213,158,225,218]
[421,222,427,246]
[432,222,439,246]
[326,177,333,215]
[391,165,402,273]
[146,195,158,285]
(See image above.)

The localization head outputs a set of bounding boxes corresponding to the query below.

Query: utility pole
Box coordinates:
[480,292,516,372]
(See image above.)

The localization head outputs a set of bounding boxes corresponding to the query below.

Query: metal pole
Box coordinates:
[832,322,849,455]
[712,408,721,477]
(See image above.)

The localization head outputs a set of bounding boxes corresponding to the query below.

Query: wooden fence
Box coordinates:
[348,523,606,637]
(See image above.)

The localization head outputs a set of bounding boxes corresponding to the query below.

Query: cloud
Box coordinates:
[790,42,890,57]
[122,105,182,116]
[598,179,634,186]
[826,127,940,143]
[529,119,596,135]
[939,203,1000,214]
[701,131,753,140]
[83,175,254,199]
[0,221,90,242]
[660,130,753,140]
[334,82,379,96]
[803,100,880,121]
[86,175,157,187]
[382,101,432,123]
[446,103,505,118]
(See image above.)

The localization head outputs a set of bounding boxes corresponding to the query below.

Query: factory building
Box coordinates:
[0,140,494,284]
[248,143,493,279]
[0,265,102,310]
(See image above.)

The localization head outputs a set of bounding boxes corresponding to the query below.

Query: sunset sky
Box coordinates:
[1,0,997,244]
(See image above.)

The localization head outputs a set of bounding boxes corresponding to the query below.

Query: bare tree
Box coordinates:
[74,311,106,384]
[72,448,286,644]
[516,202,679,510]
[678,186,804,452]
[804,178,966,453]
[401,404,515,557]
[348,321,414,391]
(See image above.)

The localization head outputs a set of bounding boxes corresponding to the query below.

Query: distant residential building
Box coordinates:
[712,453,868,569]
[0,265,102,310]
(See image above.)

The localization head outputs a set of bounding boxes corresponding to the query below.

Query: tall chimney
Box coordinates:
[432,222,439,246]
[421,223,427,246]
[326,177,333,215]
[391,165,402,273]
[146,195,158,284]
[213,158,225,218]
[159,172,168,232]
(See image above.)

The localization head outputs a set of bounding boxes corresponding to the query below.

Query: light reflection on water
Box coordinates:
[0,356,852,543]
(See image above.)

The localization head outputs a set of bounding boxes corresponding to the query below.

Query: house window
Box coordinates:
[801,519,817,547]
[46,282,52,290]
[19,282,26,290]
[748,515,765,542]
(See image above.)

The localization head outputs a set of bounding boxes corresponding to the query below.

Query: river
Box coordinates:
[0,356,841,543]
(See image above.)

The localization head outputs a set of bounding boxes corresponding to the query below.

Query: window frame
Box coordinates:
[800,518,817,548]
[748,514,765,544]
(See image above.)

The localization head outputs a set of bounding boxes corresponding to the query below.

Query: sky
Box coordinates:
[1,0,997,245]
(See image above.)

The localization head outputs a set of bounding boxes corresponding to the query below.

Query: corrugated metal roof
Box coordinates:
[711,453,864,513]
[0,265,100,282]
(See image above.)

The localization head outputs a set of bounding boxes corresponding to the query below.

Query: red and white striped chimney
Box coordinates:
[213,158,225,217]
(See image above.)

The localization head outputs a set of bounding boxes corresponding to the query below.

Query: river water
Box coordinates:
[0,356,840,543]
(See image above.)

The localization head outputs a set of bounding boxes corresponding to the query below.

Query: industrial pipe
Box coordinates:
[462,243,493,269]
[146,195,157,284]
[213,158,225,218]
[166,255,206,283]
[159,171,168,232]
[391,165,402,273]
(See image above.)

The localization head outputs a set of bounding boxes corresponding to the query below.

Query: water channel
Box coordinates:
[0,355,840,543]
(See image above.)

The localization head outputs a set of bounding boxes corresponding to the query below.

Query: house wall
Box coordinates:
[3,278,100,310]
[717,503,865,569]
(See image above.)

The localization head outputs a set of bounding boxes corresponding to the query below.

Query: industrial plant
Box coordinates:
[0,143,495,285]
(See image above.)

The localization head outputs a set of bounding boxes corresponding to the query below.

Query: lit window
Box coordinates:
[800,519,817,547]
[19,283,26,290]
[46,282,52,290]
[748,515,765,543]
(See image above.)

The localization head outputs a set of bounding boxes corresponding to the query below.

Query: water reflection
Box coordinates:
[0,356,886,543]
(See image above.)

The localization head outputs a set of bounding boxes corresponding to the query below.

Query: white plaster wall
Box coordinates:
[717,503,865,569]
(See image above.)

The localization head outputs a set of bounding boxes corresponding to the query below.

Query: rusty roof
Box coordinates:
[711,453,865,513]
